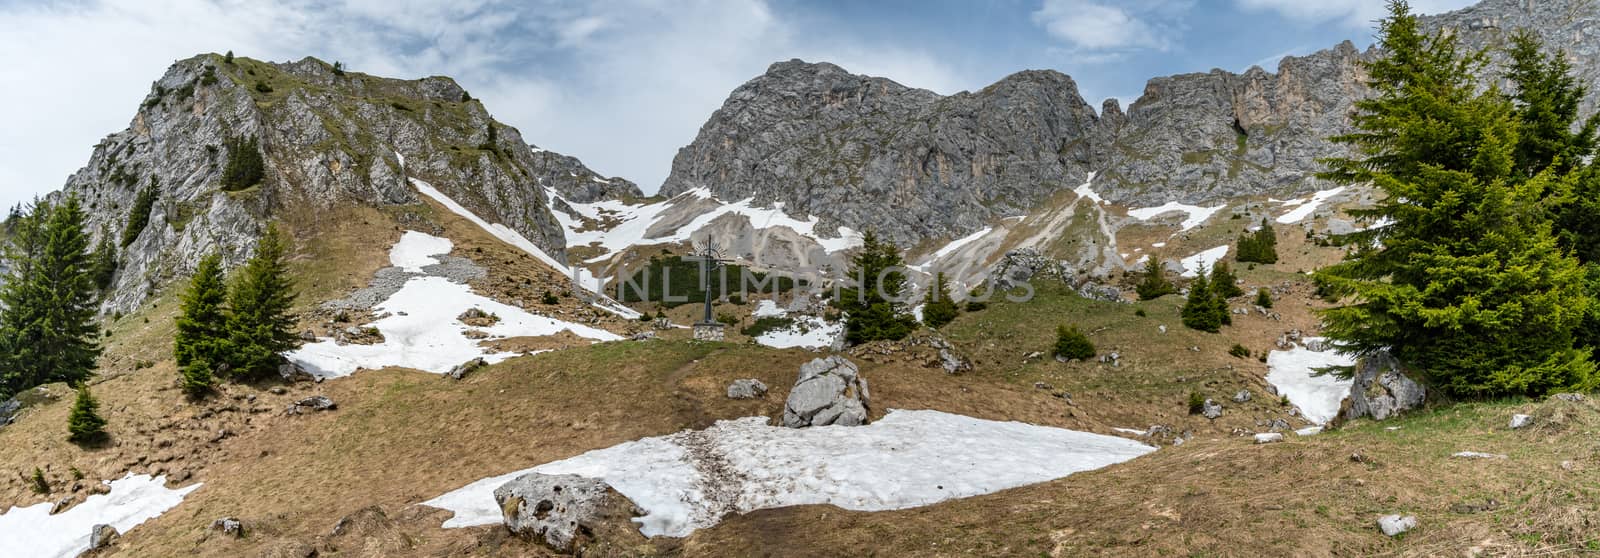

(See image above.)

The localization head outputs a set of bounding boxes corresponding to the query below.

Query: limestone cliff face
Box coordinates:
[659,0,1600,247]
[51,54,599,314]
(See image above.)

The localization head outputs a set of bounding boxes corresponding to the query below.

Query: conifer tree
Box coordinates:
[0,197,102,399]
[67,383,107,445]
[223,225,300,379]
[1236,218,1279,264]
[1181,271,1222,333]
[121,184,157,247]
[921,272,959,328]
[1054,325,1095,361]
[1134,257,1176,300]
[220,136,265,191]
[89,229,118,292]
[175,253,229,395]
[840,231,916,344]
[1316,2,1596,396]
[1210,261,1244,299]
[1255,287,1273,309]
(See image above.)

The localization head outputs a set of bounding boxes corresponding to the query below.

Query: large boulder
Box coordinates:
[493,473,644,554]
[89,524,119,550]
[1340,351,1425,422]
[782,356,870,427]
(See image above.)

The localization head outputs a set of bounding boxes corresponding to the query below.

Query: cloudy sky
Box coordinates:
[0,0,1477,210]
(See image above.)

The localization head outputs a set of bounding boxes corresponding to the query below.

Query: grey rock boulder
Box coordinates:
[726,378,768,400]
[210,517,244,537]
[90,524,119,549]
[1202,399,1223,419]
[1232,389,1252,403]
[493,472,644,553]
[1341,351,1424,422]
[447,357,487,380]
[783,356,870,427]
[286,395,336,414]
[1509,414,1533,429]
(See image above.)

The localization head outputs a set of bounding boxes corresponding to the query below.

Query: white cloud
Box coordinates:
[1030,0,1189,55]
[0,0,976,210]
[1234,0,1477,28]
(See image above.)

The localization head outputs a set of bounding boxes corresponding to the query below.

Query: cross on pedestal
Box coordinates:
[686,242,732,341]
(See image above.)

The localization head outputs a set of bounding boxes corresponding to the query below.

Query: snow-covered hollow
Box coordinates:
[1276,186,1347,224]
[1179,245,1230,278]
[0,474,201,558]
[422,409,1155,538]
[1127,201,1227,232]
[287,231,622,379]
[1266,339,1356,424]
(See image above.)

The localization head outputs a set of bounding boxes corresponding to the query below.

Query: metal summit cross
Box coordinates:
[687,241,732,341]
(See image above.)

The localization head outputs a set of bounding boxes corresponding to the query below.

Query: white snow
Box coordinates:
[287,232,622,379]
[1127,201,1227,232]
[1295,426,1324,436]
[423,409,1154,538]
[1178,245,1230,278]
[409,177,638,318]
[548,187,861,264]
[1111,427,1147,436]
[1275,186,1346,224]
[912,227,993,272]
[389,231,453,272]
[751,300,786,318]
[1151,242,1166,248]
[1073,172,1103,204]
[1265,338,1356,425]
[0,474,201,558]
[754,315,842,349]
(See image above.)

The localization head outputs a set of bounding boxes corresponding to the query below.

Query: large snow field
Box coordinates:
[1265,338,1356,424]
[287,231,622,379]
[422,409,1155,538]
[0,474,201,558]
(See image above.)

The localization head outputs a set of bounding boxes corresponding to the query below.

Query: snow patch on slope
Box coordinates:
[1128,201,1227,232]
[422,409,1154,538]
[1179,245,1230,278]
[0,474,200,558]
[1266,339,1356,424]
[389,231,453,272]
[287,232,622,379]
[1276,186,1347,224]
[1073,172,1103,204]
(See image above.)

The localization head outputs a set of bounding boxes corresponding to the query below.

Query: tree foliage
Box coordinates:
[175,253,229,395]
[1315,1,1598,397]
[921,272,960,329]
[1236,218,1279,264]
[1210,261,1244,299]
[220,135,265,191]
[1181,270,1228,333]
[67,383,107,445]
[222,226,300,379]
[0,197,102,399]
[1134,256,1176,300]
[840,231,916,344]
[89,229,118,292]
[121,183,158,247]
[1054,325,1095,361]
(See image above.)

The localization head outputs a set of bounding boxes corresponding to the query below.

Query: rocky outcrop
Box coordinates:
[1340,351,1425,422]
[492,472,644,553]
[530,147,642,203]
[659,0,1600,249]
[50,54,599,315]
[782,356,870,427]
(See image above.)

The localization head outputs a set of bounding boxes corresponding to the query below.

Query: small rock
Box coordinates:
[630,330,656,341]
[50,495,80,515]
[1253,432,1284,444]
[286,395,336,415]
[210,517,245,537]
[1202,399,1223,419]
[299,329,318,341]
[1551,392,1586,402]
[277,363,314,383]
[447,357,487,380]
[1451,451,1507,460]
[1376,514,1417,537]
[1232,389,1252,403]
[1158,325,1167,334]
[725,378,768,400]
[90,524,119,549]
[269,386,287,395]
[1022,351,1043,362]
[1508,414,1533,429]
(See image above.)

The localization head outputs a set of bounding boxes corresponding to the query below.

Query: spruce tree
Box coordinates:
[89,229,118,292]
[1316,2,1596,397]
[921,272,959,328]
[220,136,265,191]
[0,197,102,399]
[1210,261,1244,299]
[840,231,916,344]
[176,253,229,395]
[1181,271,1222,333]
[121,184,157,247]
[223,225,300,379]
[67,383,107,445]
[1054,325,1095,361]
[1236,219,1279,264]
[1134,257,1176,300]
[1255,287,1273,309]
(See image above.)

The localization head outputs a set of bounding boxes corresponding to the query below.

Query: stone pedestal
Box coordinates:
[692,322,725,341]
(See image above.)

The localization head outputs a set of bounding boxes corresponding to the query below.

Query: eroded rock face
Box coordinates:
[51,54,587,316]
[782,356,870,427]
[1341,351,1425,422]
[493,473,644,554]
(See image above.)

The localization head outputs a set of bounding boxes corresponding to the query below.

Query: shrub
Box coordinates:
[541,289,559,305]
[1134,257,1176,300]
[253,81,272,93]
[1255,288,1273,308]
[223,50,234,64]
[1053,325,1095,361]
[1187,391,1206,415]
[1229,344,1251,358]
[1210,262,1244,299]
[1134,308,1147,317]
[31,468,48,494]
[921,272,960,328]
[332,61,345,76]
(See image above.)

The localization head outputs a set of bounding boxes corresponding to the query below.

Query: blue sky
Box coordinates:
[0,0,1476,210]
